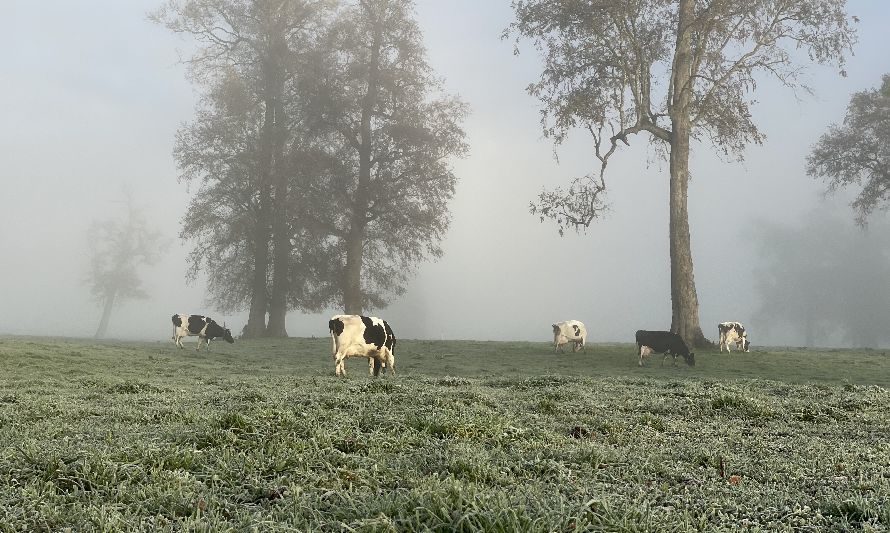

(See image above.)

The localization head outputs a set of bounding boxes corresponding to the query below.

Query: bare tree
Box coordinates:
[311,0,469,314]
[87,201,168,339]
[509,0,856,347]
[808,74,890,226]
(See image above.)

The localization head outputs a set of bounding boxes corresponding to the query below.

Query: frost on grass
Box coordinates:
[0,338,887,531]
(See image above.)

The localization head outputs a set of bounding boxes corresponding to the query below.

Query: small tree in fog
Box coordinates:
[87,204,168,339]
[311,0,468,314]
[509,0,856,347]
[808,74,890,226]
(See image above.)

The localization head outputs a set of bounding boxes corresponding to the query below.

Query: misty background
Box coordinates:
[3,0,889,346]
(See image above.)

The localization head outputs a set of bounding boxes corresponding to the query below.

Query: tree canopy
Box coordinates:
[512,0,856,232]
[808,74,890,226]
[310,0,469,313]
[157,0,467,326]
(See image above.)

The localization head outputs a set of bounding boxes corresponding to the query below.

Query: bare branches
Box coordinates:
[529,173,609,236]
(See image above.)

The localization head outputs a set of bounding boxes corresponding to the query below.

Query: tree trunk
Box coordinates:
[343,224,365,315]
[94,289,117,339]
[267,213,290,336]
[341,22,382,317]
[245,50,281,338]
[668,0,711,349]
[267,98,290,337]
[265,31,290,338]
[243,202,270,339]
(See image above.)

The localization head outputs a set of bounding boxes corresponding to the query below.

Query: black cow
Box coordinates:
[172,314,234,351]
[635,330,695,367]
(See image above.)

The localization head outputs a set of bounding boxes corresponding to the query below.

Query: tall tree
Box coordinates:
[87,202,168,339]
[312,0,468,314]
[174,70,272,319]
[174,58,335,332]
[510,0,856,347]
[154,0,331,337]
[808,74,890,226]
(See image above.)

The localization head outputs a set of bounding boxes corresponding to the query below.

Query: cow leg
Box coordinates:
[372,356,385,377]
[385,350,395,376]
[335,353,347,377]
[638,344,645,367]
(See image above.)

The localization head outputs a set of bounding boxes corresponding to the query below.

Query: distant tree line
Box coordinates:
[153,0,468,338]
[752,204,890,348]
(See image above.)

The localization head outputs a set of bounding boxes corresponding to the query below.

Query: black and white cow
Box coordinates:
[552,320,587,353]
[635,330,695,367]
[718,321,750,353]
[172,314,234,351]
[328,314,396,377]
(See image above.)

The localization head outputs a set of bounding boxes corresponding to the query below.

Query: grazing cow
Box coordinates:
[552,320,587,353]
[635,330,695,367]
[329,315,396,377]
[718,321,750,353]
[172,314,234,351]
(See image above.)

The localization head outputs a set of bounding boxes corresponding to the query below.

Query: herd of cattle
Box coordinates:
[170,314,750,376]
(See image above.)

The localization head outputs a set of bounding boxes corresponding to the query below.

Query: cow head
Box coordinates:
[222,322,235,344]
[684,352,695,366]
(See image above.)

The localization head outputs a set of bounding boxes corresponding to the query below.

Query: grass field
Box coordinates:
[0,336,887,531]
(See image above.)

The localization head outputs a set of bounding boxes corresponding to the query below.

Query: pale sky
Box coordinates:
[3,1,889,346]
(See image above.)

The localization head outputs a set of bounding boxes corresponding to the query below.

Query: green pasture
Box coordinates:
[0,336,887,531]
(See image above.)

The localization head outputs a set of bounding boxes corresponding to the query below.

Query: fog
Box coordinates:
[3,1,890,347]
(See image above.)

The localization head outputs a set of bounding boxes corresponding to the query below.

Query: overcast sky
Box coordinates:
[3,1,890,346]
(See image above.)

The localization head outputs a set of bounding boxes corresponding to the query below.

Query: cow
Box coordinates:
[328,314,396,377]
[172,314,234,351]
[552,320,587,353]
[635,330,695,367]
[718,321,750,353]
